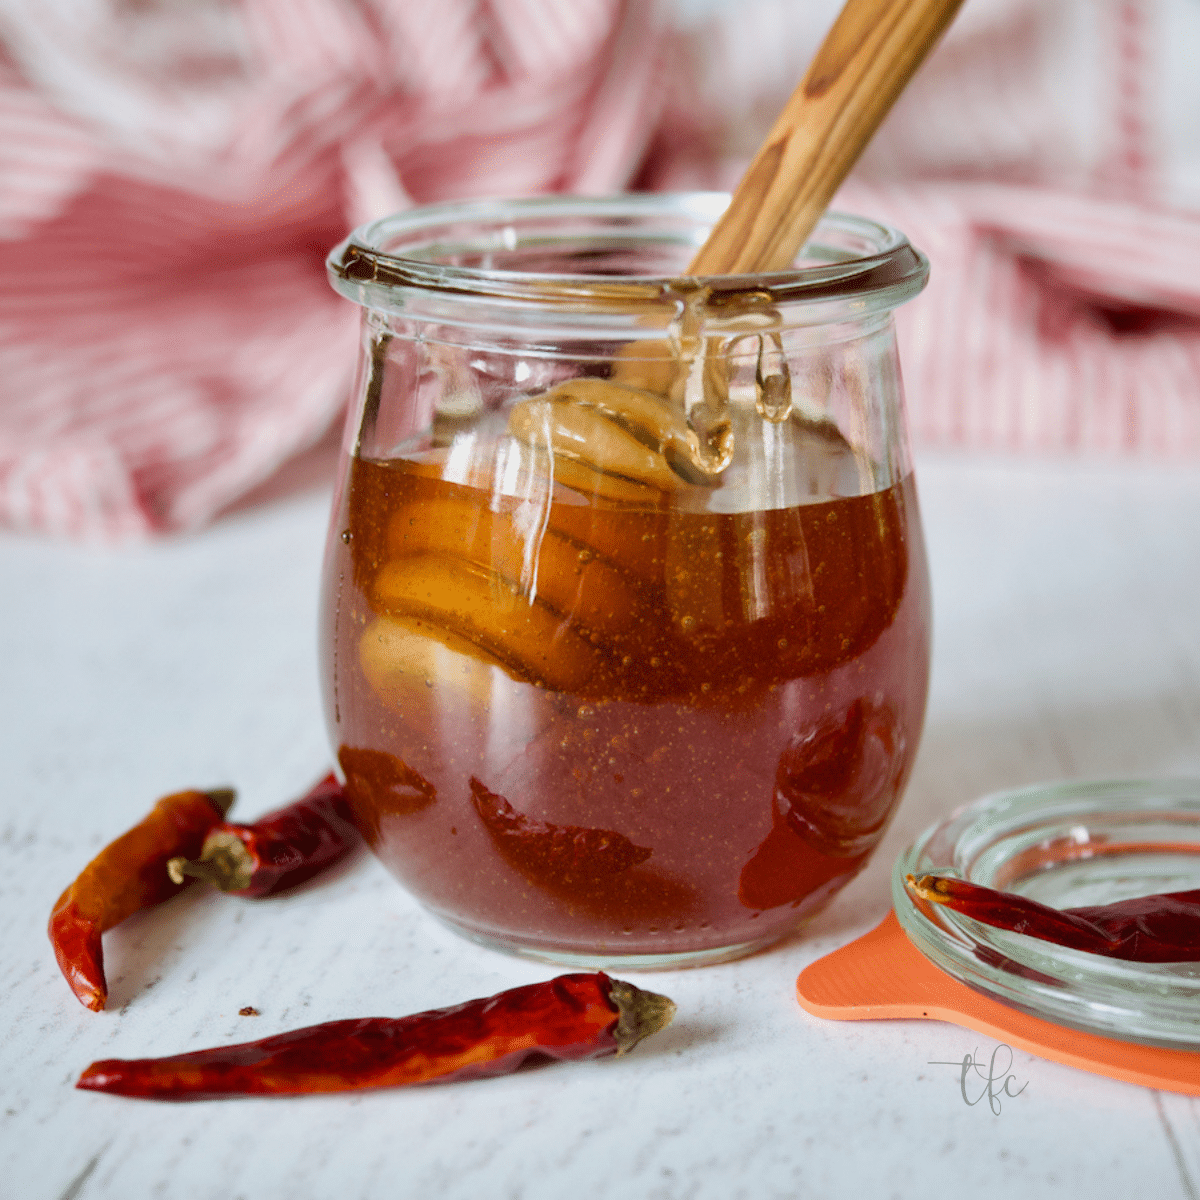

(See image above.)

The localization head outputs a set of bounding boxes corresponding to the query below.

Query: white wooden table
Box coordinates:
[3,450,1199,1198]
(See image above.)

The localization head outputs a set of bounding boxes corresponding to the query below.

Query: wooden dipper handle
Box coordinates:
[688,0,965,277]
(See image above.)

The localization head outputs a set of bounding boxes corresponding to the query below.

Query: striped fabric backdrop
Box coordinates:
[0,0,661,539]
[1,0,1198,540]
[648,0,1200,461]
[852,181,1200,457]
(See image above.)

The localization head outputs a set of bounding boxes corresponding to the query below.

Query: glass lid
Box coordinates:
[893,779,1200,1050]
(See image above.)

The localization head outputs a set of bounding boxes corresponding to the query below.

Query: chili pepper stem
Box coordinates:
[608,978,676,1053]
[205,788,237,818]
[167,832,255,893]
[905,873,955,904]
[166,856,228,889]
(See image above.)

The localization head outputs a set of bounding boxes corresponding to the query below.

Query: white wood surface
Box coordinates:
[3,450,1200,1199]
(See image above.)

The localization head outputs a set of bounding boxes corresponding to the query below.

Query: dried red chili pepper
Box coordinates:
[336,746,436,848]
[339,746,436,817]
[773,699,905,858]
[468,777,694,922]
[469,776,651,886]
[49,787,235,1012]
[738,700,903,912]
[906,873,1200,963]
[166,773,358,898]
[76,972,675,1100]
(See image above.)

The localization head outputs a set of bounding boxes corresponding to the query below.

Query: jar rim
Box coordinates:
[326,193,928,320]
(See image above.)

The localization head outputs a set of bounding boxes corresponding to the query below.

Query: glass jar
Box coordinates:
[322,193,932,968]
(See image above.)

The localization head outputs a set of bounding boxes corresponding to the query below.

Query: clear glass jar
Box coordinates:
[322,193,932,968]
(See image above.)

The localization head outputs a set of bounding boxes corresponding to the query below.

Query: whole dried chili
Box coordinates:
[906,873,1200,963]
[76,972,675,1100]
[167,773,358,898]
[738,700,902,912]
[469,776,652,887]
[49,787,235,1012]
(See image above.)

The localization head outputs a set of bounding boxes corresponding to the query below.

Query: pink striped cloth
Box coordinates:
[648,0,1200,458]
[3,0,1200,540]
[0,0,662,539]
[852,183,1200,456]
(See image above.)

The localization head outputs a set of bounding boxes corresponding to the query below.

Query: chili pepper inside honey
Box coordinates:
[906,873,1200,963]
[76,972,675,1100]
[48,787,235,1012]
[167,773,358,898]
[469,776,652,887]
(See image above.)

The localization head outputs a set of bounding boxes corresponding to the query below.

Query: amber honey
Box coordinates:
[320,446,930,962]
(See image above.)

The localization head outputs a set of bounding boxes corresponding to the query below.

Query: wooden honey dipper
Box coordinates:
[507,0,965,496]
[690,0,965,276]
